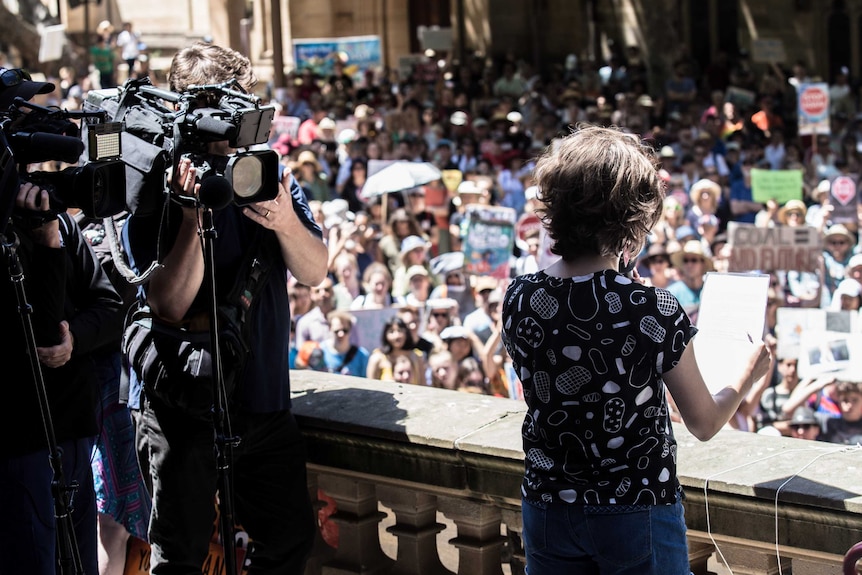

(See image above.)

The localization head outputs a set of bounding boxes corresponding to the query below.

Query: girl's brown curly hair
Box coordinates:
[533,124,665,261]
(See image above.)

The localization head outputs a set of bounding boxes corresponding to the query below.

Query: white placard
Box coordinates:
[692,272,770,393]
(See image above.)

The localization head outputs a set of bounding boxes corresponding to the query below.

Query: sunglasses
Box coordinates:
[332,327,351,336]
[431,311,450,319]
[828,240,850,246]
[0,68,31,89]
[650,257,669,265]
[791,424,815,432]
[682,257,704,264]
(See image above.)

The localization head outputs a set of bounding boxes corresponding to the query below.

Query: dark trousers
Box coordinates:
[0,438,98,575]
[135,397,316,575]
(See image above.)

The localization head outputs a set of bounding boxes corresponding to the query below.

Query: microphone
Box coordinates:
[190,115,236,141]
[198,175,233,210]
[10,132,84,164]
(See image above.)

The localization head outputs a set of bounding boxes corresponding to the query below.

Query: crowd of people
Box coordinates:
[267,46,862,447]
[3,30,862,574]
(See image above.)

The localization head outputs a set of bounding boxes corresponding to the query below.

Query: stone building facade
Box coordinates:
[60,0,862,90]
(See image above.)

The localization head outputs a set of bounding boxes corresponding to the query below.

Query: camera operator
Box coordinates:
[123,42,327,574]
[0,73,124,573]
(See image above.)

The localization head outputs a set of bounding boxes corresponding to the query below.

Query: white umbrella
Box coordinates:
[360,161,443,199]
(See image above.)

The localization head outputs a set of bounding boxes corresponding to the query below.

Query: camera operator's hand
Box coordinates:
[170,157,202,221]
[244,171,329,287]
[244,176,300,233]
[17,182,60,248]
[36,320,74,368]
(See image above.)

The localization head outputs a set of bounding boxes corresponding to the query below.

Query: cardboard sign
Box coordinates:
[829,175,859,224]
[750,168,804,204]
[775,307,861,360]
[727,222,822,272]
[462,205,516,279]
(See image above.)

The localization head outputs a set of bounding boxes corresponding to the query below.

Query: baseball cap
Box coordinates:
[0,68,54,110]
[426,298,458,311]
[400,235,429,255]
[847,253,862,270]
[440,325,471,341]
[790,406,818,426]
[474,276,498,293]
[430,252,465,277]
[406,265,429,280]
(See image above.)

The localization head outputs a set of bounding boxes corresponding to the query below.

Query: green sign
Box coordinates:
[751,168,804,204]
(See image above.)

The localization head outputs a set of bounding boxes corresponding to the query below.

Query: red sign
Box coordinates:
[832,176,856,206]
[800,86,828,117]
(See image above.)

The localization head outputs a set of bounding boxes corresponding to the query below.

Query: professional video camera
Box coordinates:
[0,97,126,231]
[86,76,279,214]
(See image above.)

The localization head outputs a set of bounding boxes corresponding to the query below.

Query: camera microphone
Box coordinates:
[10,132,84,164]
[198,175,233,210]
[191,115,237,141]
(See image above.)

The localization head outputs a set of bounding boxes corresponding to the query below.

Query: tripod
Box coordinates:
[199,204,242,575]
[1,230,84,575]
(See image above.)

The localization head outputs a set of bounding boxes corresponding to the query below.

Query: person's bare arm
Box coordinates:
[146,158,205,322]
[664,340,771,441]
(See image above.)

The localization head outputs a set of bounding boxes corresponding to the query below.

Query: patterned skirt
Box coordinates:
[90,351,151,541]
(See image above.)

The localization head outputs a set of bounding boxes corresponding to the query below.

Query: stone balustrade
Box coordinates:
[289,371,862,575]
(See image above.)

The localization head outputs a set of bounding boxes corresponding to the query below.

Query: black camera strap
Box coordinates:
[221,226,274,348]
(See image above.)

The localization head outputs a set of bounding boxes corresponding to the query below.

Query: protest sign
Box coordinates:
[775,307,861,360]
[727,222,822,272]
[797,82,831,136]
[293,35,381,81]
[750,168,804,204]
[462,205,516,279]
[797,331,862,380]
[751,38,786,63]
[269,116,301,142]
[828,175,859,224]
[349,307,399,352]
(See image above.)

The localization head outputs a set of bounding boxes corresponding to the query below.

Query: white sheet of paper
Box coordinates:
[692,272,770,394]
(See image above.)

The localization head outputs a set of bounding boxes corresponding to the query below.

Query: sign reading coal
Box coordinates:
[727,222,822,272]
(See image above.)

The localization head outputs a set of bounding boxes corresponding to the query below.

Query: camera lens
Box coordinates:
[231,154,263,199]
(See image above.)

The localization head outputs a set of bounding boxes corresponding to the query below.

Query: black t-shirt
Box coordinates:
[502,269,695,506]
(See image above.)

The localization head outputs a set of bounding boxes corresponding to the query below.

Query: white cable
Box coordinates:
[702,444,860,575]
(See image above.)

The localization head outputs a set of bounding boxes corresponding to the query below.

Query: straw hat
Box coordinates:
[824,224,855,243]
[670,240,714,272]
[296,150,321,171]
[689,178,721,208]
[777,199,807,225]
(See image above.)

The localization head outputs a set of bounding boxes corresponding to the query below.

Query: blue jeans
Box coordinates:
[521,497,692,575]
[0,438,98,575]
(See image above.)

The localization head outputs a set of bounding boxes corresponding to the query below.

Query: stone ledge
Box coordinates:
[290,371,862,557]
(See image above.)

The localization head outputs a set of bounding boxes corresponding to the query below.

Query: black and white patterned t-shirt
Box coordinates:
[501,269,695,506]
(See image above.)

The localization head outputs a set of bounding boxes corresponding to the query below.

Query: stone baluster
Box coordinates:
[305,471,337,575]
[438,497,506,575]
[377,486,453,575]
[318,475,393,575]
[687,540,716,575]
[500,508,525,575]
